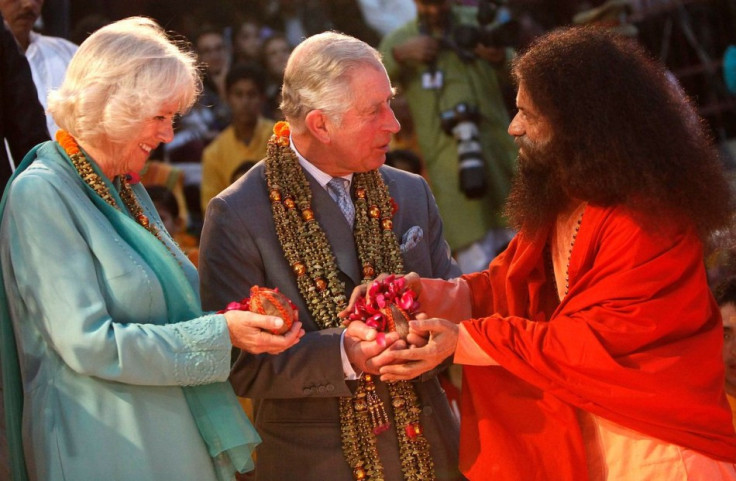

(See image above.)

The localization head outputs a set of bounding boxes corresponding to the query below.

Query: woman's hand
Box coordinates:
[224,310,304,354]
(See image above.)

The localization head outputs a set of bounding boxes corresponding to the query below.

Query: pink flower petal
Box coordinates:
[376,294,387,308]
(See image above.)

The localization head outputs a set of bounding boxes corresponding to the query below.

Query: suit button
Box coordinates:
[422,405,433,416]
[318,385,326,393]
[326,384,335,392]
[303,387,313,395]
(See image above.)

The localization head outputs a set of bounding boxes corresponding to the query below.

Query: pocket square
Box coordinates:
[400,226,423,253]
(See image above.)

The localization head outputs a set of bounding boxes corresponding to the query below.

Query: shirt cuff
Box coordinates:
[340,329,361,380]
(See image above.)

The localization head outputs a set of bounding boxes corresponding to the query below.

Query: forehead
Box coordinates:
[152,100,181,116]
[229,78,259,92]
[238,23,259,35]
[265,38,289,52]
[515,82,536,109]
[348,65,393,107]
[197,32,223,47]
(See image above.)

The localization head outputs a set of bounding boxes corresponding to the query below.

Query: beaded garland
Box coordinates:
[564,204,586,296]
[56,130,171,253]
[264,122,435,481]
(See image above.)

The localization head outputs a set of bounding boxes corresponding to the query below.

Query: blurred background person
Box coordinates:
[0,13,48,194]
[388,90,423,161]
[166,24,231,234]
[201,62,275,214]
[196,23,230,102]
[715,276,736,431]
[380,0,519,273]
[230,159,257,183]
[68,12,110,45]
[257,0,379,46]
[385,148,423,176]
[232,15,266,65]
[147,184,200,267]
[0,0,76,136]
[259,32,291,120]
[167,24,231,166]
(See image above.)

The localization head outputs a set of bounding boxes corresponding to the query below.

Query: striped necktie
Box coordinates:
[327,177,355,227]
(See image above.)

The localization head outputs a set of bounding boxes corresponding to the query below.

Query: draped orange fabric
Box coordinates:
[459,205,736,480]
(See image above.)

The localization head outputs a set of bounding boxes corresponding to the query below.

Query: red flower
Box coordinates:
[126,171,141,184]
[56,129,80,155]
[345,275,419,333]
[390,198,399,216]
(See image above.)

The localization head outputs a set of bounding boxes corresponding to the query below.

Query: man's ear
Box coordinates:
[305,109,331,144]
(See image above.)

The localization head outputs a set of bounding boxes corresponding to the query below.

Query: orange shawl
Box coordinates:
[460,205,736,480]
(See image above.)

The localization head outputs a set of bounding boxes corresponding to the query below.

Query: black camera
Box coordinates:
[440,103,487,199]
[453,0,519,51]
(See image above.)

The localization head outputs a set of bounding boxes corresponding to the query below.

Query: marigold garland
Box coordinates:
[264,122,435,480]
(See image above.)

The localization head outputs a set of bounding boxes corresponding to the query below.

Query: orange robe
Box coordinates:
[459,205,736,480]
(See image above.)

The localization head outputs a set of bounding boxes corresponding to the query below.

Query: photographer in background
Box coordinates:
[380,0,518,273]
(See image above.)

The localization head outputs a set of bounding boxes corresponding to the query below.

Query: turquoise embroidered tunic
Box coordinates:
[0,142,256,480]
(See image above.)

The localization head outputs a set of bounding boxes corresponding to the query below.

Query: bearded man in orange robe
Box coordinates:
[345,27,736,480]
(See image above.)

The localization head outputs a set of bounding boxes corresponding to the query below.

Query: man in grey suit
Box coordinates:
[199,31,462,481]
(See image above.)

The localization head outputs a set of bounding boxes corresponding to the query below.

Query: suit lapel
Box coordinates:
[304,169,362,286]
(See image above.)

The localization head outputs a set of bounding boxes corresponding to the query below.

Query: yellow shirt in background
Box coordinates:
[200,117,275,213]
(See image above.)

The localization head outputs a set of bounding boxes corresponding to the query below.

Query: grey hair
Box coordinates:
[47,17,201,146]
[280,31,385,132]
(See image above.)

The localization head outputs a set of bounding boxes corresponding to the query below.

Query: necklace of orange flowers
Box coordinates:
[56,129,170,251]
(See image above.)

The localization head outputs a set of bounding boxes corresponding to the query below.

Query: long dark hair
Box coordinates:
[509,27,732,240]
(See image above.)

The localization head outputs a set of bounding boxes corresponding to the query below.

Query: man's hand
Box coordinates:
[344,320,403,375]
[378,318,459,382]
[392,35,440,64]
[405,312,430,347]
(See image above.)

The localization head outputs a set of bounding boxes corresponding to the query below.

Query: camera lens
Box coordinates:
[452,121,488,198]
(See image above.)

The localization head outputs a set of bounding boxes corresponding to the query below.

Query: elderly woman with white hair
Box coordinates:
[0,17,303,481]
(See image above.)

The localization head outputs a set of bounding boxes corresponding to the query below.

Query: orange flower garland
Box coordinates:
[55,129,80,155]
[273,120,291,141]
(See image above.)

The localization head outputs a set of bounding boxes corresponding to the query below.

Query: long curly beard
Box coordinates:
[504,135,570,236]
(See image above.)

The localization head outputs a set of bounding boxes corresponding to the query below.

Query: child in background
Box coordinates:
[200,63,275,214]
[147,185,200,267]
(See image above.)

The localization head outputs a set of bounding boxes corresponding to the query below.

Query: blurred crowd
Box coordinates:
[14,0,734,277]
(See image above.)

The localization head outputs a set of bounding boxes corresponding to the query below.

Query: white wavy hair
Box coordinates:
[48,17,201,146]
[280,31,385,133]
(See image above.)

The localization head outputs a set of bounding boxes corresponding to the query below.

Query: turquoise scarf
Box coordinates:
[0,142,258,481]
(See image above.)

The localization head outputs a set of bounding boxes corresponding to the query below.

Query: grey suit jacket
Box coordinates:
[200,161,463,481]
